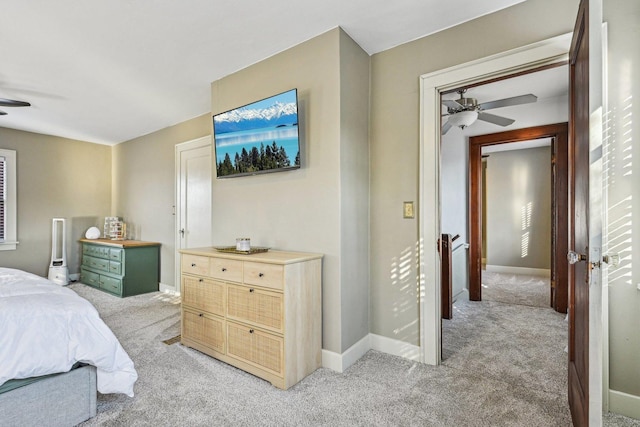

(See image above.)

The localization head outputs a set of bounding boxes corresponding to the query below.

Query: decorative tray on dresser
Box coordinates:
[178,247,323,390]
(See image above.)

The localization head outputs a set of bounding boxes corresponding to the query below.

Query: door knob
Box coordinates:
[567,251,587,265]
[179,228,185,237]
[602,253,620,268]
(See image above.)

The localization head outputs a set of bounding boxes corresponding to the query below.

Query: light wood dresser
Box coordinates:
[179,247,323,389]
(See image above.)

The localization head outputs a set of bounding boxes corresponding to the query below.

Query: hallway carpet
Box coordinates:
[480,270,550,308]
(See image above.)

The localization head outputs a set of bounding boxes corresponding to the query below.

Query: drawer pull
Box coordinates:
[249,288,254,293]
[199,313,204,317]
[191,263,196,267]
[199,278,204,283]
[249,329,254,334]
[258,273,264,277]
[222,267,227,272]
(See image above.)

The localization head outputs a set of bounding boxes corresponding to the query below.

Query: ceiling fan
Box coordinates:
[0,97,31,116]
[441,89,537,134]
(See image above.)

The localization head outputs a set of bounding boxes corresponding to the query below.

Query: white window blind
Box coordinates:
[0,155,5,240]
[0,149,17,250]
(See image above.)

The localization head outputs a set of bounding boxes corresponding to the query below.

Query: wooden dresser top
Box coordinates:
[80,238,161,248]
[179,247,323,265]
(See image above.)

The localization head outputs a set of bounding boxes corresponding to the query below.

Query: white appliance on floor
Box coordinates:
[48,218,69,286]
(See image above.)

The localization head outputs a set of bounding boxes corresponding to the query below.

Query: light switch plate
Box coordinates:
[403,201,414,219]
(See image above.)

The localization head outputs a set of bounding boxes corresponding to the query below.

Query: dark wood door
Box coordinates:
[551,130,570,313]
[441,234,453,320]
[568,0,590,425]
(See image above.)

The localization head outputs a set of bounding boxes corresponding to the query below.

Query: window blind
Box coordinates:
[0,155,5,240]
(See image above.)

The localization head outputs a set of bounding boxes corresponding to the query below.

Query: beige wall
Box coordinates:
[210,28,370,353]
[604,0,640,406]
[339,30,371,350]
[369,0,579,345]
[112,113,211,286]
[0,127,111,276]
[485,147,551,270]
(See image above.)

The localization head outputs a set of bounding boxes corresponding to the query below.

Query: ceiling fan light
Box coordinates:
[448,110,478,129]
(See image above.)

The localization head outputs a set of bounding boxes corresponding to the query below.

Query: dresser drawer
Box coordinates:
[81,254,91,267]
[227,321,283,376]
[243,262,284,290]
[109,261,122,275]
[182,308,225,354]
[100,275,122,294]
[182,275,225,316]
[83,244,110,259]
[210,258,242,283]
[80,268,100,288]
[109,248,123,261]
[85,255,110,273]
[182,254,210,276]
[226,284,283,333]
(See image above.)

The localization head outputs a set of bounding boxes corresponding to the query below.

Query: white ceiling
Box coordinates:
[0,0,525,145]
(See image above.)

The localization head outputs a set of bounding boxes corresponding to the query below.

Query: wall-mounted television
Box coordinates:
[213,88,300,178]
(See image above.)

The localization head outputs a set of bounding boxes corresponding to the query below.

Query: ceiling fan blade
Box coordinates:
[478,94,537,111]
[0,110,7,115]
[442,99,463,110]
[0,98,31,107]
[477,112,515,127]
[442,120,453,135]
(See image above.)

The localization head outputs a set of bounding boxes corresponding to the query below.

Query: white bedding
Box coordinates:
[0,267,138,396]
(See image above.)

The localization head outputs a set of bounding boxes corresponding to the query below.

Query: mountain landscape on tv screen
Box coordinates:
[214,101,297,134]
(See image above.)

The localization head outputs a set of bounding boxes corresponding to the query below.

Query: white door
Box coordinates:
[175,136,212,294]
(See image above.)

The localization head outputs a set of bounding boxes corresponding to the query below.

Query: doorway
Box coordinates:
[421,13,606,423]
[418,32,573,365]
[468,123,569,313]
[175,136,212,294]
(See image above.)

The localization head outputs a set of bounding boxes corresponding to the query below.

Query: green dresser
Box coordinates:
[80,238,160,297]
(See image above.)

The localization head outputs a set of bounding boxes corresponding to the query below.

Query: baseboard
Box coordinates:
[321,349,344,372]
[322,333,420,373]
[485,265,551,277]
[159,282,179,295]
[370,333,421,362]
[322,334,370,373]
[609,389,640,420]
[453,287,468,303]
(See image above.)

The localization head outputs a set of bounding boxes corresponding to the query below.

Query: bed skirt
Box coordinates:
[0,365,97,426]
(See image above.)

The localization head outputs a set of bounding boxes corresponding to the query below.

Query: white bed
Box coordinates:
[0,267,138,397]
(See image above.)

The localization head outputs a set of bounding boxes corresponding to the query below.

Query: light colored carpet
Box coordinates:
[68,280,638,426]
[481,271,550,308]
[442,296,568,398]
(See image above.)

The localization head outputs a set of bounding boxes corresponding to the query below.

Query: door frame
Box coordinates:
[468,123,569,315]
[174,135,212,295]
[419,32,572,365]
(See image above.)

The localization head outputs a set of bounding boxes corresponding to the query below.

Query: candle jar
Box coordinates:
[236,238,250,251]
